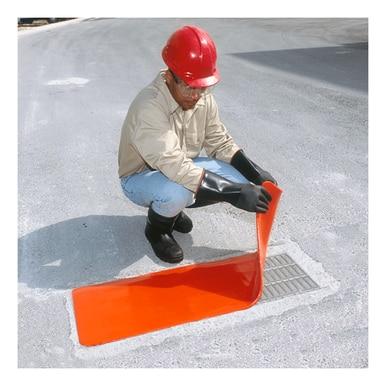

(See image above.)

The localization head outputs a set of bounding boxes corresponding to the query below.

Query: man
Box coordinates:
[118,25,277,264]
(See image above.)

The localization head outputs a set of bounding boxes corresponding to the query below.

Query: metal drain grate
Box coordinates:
[261,253,320,302]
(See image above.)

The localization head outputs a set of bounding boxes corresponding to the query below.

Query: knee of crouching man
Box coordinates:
[174,186,195,210]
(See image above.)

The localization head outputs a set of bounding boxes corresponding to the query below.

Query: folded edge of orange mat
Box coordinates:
[72,182,282,346]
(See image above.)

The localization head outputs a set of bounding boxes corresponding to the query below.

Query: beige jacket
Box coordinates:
[118,71,240,193]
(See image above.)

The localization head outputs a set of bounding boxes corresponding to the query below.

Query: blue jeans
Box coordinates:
[120,157,249,217]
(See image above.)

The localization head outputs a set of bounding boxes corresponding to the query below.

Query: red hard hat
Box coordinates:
[162,25,220,88]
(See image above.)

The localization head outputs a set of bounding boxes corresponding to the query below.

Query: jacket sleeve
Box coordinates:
[131,101,204,193]
[203,95,240,162]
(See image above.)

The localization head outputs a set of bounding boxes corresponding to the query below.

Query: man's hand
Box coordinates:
[235,183,272,213]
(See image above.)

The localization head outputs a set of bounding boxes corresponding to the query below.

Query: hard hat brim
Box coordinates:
[187,69,220,88]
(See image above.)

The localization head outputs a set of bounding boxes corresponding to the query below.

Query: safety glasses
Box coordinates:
[170,70,215,98]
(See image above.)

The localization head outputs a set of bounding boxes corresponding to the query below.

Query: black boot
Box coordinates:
[173,211,193,233]
[145,207,184,263]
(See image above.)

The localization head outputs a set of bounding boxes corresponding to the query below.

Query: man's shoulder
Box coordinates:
[132,87,161,107]
[129,85,167,118]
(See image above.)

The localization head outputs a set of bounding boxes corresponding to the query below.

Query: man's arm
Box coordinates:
[231,149,277,185]
[203,95,240,162]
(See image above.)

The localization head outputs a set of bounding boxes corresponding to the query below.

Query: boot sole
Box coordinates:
[156,254,184,264]
[173,227,192,234]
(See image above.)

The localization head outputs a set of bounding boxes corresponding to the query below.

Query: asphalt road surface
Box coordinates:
[18,18,368,367]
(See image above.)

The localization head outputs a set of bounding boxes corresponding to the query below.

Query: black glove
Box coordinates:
[236,183,271,212]
[231,149,277,186]
[195,170,272,213]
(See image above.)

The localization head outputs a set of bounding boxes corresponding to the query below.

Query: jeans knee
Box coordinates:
[172,186,195,209]
[154,185,194,217]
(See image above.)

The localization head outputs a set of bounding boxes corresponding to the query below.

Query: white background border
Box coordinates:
[3,0,383,383]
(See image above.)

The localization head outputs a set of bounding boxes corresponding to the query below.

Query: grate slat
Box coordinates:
[262,254,320,302]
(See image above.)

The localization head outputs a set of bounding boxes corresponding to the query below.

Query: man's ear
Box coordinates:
[164,69,173,85]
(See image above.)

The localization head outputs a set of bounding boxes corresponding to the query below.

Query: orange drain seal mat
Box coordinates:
[72,182,282,346]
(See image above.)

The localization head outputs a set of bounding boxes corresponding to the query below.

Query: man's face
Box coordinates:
[164,70,208,111]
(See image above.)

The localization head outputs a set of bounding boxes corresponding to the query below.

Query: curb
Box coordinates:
[18,18,88,37]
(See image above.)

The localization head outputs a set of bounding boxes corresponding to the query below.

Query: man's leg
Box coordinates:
[120,169,195,217]
[120,169,195,263]
[120,157,248,213]
[119,158,248,263]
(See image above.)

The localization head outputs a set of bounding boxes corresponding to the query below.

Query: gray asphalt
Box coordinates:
[18,18,368,367]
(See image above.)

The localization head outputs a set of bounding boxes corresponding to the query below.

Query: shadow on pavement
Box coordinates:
[229,42,368,93]
[18,215,243,290]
